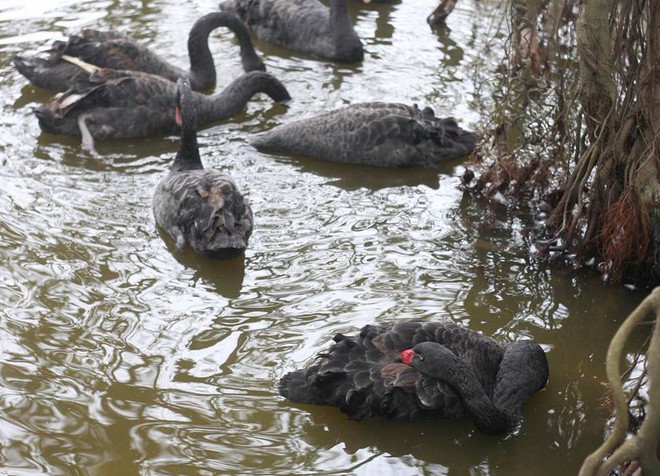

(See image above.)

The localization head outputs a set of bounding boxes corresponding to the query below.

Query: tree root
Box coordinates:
[467,0,659,284]
[579,287,660,476]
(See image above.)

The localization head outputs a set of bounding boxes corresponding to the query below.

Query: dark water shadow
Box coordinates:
[32,131,178,173]
[156,227,246,299]
[262,152,474,191]
[286,401,557,472]
[12,83,56,109]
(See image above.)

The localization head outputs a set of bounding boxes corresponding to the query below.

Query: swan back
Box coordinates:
[221,0,363,62]
[252,102,477,167]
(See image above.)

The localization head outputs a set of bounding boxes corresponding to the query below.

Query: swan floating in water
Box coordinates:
[35,67,291,152]
[252,102,477,167]
[279,321,549,434]
[219,0,364,62]
[153,78,253,259]
[13,11,264,92]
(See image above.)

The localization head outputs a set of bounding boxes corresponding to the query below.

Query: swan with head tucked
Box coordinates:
[219,0,363,62]
[153,78,253,259]
[278,321,549,434]
[252,102,477,167]
[35,67,290,152]
[13,11,265,92]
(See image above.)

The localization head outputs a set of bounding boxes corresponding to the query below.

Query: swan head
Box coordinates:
[175,77,197,132]
[400,341,460,380]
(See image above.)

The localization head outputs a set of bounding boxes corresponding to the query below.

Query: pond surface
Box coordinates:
[0,0,651,474]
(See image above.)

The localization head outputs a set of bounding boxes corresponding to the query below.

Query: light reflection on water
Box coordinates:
[0,0,650,474]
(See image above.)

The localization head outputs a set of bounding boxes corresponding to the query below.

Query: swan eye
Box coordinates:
[417,354,424,361]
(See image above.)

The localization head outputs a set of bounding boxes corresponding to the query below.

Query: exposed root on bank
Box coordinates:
[600,188,652,282]
[466,0,659,285]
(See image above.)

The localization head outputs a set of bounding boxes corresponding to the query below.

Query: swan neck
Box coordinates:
[329,0,349,20]
[172,128,203,172]
[492,342,549,418]
[195,72,288,124]
[441,361,518,434]
[187,14,223,90]
[220,13,264,72]
[202,77,257,123]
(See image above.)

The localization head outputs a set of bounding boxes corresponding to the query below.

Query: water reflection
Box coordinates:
[368,2,398,41]
[431,24,465,67]
[292,407,527,471]
[157,232,246,298]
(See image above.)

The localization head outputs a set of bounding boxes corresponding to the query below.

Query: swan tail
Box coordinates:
[278,368,327,405]
[183,174,254,259]
[12,55,79,92]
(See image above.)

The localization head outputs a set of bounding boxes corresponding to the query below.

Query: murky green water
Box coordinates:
[0,0,651,474]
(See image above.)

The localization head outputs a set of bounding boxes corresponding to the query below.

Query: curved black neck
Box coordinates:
[187,13,221,90]
[193,71,290,125]
[446,361,518,435]
[492,342,549,419]
[188,12,264,91]
[220,13,265,73]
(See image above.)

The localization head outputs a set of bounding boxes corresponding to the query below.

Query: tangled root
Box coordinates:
[600,187,651,282]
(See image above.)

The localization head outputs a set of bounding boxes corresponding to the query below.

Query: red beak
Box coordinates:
[400,348,415,365]
[175,106,182,126]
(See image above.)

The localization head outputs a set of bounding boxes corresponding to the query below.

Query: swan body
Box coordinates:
[35,68,290,151]
[279,321,549,434]
[220,0,363,62]
[153,78,253,259]
[13,12,264,92]
[252,102,477,167]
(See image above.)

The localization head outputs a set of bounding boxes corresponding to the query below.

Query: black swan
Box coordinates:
[35,68,291,152]
[12,11,264,92]
[251,102,478,167]
[219,0,364,63]
[278,321,549,434]
[153,78,253,259]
